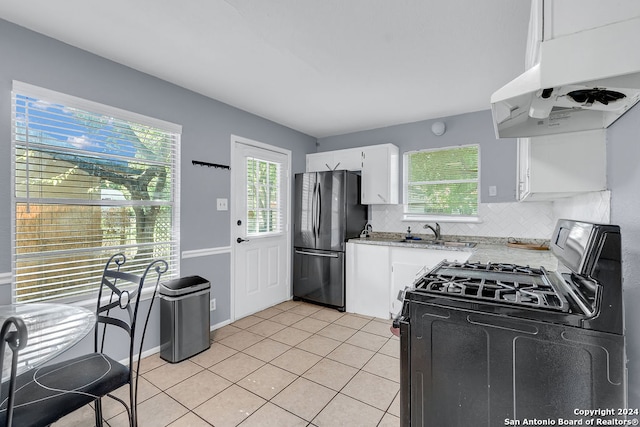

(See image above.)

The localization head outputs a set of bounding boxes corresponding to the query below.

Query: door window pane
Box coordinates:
[246,157,281,235]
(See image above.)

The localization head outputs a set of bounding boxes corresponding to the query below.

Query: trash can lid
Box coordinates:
[160,275,210,297]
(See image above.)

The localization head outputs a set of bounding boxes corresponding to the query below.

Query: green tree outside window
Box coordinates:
[405,145,479,217]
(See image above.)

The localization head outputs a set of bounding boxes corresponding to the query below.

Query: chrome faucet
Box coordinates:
[423,223,441,240]
[361,222,373,238]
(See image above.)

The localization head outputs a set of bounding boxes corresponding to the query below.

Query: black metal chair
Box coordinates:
[0,317,28,427]
[0,253,168,427]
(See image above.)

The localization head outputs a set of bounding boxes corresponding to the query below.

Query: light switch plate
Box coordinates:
[489,186,497,197]
[216,198,228,211]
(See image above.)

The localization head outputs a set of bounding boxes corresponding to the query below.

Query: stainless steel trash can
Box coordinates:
[159,275,211,363]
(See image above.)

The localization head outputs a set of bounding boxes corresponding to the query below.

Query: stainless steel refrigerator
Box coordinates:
[293,170,368,311]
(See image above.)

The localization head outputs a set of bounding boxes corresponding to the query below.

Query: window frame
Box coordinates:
[11,81,181,303]
[402,144,480,223]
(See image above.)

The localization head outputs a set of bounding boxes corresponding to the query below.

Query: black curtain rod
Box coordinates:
[191,160,230,170]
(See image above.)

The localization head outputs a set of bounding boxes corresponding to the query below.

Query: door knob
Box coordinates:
[237,237,249,243]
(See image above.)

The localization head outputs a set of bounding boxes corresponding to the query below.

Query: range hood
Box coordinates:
[491,17,640,138]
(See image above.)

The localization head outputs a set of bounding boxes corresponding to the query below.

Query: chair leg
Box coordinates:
[94,398,104,427]
[130,385,136,427]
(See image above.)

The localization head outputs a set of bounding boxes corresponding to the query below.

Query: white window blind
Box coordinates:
[11,81,181,303]
[404,145,479,217]
[246,157,283,236]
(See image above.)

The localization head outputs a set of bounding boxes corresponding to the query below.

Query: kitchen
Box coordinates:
[0,0,639,426]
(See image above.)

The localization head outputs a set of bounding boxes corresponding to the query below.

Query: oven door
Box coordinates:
[403,298,625,426]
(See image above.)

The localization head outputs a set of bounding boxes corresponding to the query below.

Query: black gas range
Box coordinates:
[394,219,626,426]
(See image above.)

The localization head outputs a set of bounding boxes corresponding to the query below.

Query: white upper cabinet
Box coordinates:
[306,143,399,205]
[525,0,640,68]
[517,129,606,201]
[542,0,640,41]
[306,147,362,172]
[361,144,399,204]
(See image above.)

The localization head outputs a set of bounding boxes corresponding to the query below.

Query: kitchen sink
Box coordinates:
[397,239,477,248]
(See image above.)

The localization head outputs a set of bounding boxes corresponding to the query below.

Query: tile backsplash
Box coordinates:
[553,190,610,224]
[369,191,611,240]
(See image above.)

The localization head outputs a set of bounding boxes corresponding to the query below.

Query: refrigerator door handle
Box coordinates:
[295,249,339,258]
[315,182,321,238]
[310,181,315,237]
[312,181,318,239]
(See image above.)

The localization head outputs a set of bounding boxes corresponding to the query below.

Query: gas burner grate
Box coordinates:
[414,262,568,311]
[444,261,545,276]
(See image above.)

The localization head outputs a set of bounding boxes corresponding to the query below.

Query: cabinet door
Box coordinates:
[333,148,362,171]
[543,0,640,40]
[390,263,429,316]
[518,130,606,200]
[361,145,399,204]
[345,243,390,318]
[307,149,362,172]
[306,152,334,172]
[390,247,472,316]
[529,130,606,193]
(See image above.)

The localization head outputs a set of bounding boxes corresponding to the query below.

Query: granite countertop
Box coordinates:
[349,232,558,271]
[348,235,474,251]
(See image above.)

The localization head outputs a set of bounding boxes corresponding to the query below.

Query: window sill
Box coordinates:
[402,214,483,224]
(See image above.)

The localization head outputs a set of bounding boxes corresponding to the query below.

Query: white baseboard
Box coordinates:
[125,319,233,365]
[210,318,232,331]
[139,345,161,361]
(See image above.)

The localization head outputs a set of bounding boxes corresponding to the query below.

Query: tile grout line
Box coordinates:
[123,301,400,426]
[239,303,400,419]
[244,303,399,423]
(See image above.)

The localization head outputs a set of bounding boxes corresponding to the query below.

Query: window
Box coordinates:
[404,145,479,219]
[11,81,180,302]
[246,157,282,236]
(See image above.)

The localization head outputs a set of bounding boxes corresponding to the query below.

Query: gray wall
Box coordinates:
[317,110,518,203]
[608,106,640,407]
[0,19,316,354]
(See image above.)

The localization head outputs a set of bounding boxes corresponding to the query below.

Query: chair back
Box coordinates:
[94,254,168,402]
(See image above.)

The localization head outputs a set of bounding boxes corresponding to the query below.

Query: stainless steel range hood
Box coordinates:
[491,17,640,138]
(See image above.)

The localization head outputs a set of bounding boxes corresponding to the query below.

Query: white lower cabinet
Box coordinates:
[389,247,470,317]
[346,242,471,319]
[346,242,390,319]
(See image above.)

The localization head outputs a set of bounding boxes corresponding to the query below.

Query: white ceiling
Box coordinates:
[0,0,532,138]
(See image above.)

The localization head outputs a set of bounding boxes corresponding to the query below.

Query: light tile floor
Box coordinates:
[53,300,400,427]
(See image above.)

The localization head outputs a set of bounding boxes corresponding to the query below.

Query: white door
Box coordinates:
[231,136,291,319]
